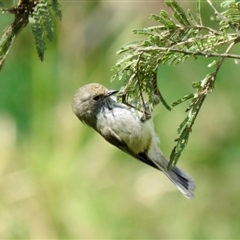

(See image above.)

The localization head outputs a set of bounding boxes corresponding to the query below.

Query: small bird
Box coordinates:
[72,83,196,199]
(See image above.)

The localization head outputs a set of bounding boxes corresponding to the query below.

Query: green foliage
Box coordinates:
[220,0,240,30]
[29,0,62,60]
[0,27,16,70]
[51,0,62,20]
[111,0,240,167]
[29,0,54,61]
[2,2,240,238]
[0,0,61,68]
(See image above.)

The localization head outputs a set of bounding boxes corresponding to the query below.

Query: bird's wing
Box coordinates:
[101,126,159,170]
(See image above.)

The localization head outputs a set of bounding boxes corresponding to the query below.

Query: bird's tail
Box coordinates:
[152,155,196,199]
[162,164,196,199]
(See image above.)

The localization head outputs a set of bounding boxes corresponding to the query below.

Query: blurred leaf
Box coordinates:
[0,0,61,68]
[30,0,54,61]
[51,0,62,20]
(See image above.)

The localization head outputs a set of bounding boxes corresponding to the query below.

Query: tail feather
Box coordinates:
[134,145,196,199]
[150,154,196,199]
[162,166,196,199]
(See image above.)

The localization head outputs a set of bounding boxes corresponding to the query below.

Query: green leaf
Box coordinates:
[29,0,55,60]
[192,81,201,89]
[31,21,46,61]
[150,12,176,29]
[196,0,202,25]
[186,9,198,25]
[51,0,62,20]
[221,0,235,8]
[177,116,189,134]
[169,127,190,168]
[165,0,190,26]
[172,93,194,107]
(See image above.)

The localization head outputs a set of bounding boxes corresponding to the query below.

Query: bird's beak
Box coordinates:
[106,89,118,97]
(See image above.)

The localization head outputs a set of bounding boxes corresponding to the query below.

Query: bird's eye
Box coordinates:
[93,95,101,101]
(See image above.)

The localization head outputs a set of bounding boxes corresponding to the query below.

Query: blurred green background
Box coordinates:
[1,1,240,239]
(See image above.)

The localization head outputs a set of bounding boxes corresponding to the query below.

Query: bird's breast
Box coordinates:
[98,106,154,154]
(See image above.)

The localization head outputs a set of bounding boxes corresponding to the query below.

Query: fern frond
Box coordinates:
[0,0,61,68]
[30,18,46,61]
[30,0,54,61]
[51,0,62,20]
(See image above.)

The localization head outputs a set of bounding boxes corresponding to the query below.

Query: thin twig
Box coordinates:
[207,0,237,32]
[135,52,151,120]
[132,46,240,60]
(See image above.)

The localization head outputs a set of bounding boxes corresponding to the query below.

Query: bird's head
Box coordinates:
[72,83,118,127]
